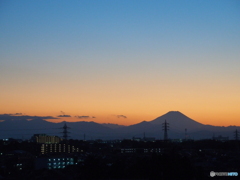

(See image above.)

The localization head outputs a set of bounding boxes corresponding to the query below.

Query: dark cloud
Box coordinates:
[57,111,71,117]
[57,115,71,117]
[75,116,96,119]
[117,115,127,118]
[13,113,23,115]
[2,113,23,116]
[0,114,57,121]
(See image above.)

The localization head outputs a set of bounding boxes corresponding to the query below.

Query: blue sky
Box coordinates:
[1,0,240,125]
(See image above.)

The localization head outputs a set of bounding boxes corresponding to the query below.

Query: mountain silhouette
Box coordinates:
[0,112,238,140]
[150,111,204,130]
[115,121,160,139]
[101,123,125,129]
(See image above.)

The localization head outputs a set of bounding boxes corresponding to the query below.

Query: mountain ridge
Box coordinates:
[0,112,238,140]
[150,111,204,130]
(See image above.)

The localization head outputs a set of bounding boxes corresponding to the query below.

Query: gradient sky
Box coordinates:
[1,0,240,126]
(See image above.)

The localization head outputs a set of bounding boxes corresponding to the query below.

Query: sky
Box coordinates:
[0,0,240,126]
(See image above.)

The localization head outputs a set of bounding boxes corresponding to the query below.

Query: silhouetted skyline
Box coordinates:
[1,111,239,140]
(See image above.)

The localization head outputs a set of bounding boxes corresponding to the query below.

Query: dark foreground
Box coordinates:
[1,139,240,179]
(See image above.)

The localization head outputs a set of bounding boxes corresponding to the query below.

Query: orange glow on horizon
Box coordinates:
[1,110,237,127]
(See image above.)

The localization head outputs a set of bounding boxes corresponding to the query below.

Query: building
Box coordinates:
[132,137,156,142]
[213,135,229,141]
[143,137,156,142]
[31,134,62,144]
[121,148,161,154]
[40,143,80,154]
[35,156,76,170]
[3,150,35,173]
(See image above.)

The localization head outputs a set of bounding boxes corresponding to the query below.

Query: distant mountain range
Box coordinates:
[0,111,239,140]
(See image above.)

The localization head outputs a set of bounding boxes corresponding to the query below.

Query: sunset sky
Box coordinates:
[1,0,240,126]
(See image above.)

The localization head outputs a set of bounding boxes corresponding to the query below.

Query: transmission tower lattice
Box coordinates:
[60,122,70,141]
[162,119,169,141]
[234,129,239,140]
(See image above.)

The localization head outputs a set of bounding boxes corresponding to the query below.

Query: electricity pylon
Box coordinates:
[162,119,169,141]
[234,129,239,140]
[60,122,70,141]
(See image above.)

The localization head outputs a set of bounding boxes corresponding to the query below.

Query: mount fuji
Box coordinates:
[0,111,239,140]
